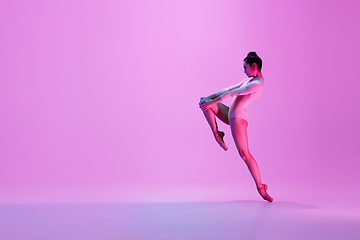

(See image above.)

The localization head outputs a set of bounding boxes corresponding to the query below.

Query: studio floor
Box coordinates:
[1,196,359,240]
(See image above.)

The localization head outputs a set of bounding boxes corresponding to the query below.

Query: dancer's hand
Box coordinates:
[199,97,213,111]
[199,97,210,105]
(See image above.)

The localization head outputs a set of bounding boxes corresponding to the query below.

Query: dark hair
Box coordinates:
[243,52,262,71]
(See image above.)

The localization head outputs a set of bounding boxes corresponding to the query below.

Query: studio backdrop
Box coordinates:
[0,0,359,204]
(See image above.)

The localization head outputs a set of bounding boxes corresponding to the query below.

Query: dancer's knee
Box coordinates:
[238,149,251,162]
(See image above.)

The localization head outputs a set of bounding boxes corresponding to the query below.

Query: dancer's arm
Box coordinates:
[200,80,262,110]
[218,80,262,100]
[206,81,244,100]
[199,80,247,106]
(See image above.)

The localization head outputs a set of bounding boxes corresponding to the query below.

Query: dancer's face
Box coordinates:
[243,62,256,77]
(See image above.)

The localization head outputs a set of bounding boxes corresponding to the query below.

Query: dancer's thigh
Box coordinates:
[230,117,250,158]
[212,103,230,125]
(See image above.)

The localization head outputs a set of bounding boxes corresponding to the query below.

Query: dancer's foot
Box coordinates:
[214,131,228,151]
[257,184,273,202]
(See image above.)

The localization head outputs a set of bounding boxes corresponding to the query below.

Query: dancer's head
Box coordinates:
[243,52,262,77]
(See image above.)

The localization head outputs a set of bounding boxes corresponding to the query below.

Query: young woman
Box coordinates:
[199,52,273,202]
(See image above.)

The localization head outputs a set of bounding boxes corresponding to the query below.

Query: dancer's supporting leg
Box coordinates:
[230,117,273,202]
[202,102,230,151]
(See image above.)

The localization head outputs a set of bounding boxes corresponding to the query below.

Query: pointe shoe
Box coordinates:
[257,184,273,202]
[214,131,228,151]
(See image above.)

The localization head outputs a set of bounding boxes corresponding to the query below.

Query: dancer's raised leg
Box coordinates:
[201,102,230,151]
[230,117,273,202]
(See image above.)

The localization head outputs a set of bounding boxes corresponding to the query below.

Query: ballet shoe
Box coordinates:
[214,131,228,151]
[257,184,273,202]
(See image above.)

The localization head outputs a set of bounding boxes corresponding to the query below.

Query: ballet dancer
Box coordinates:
[199,52,273,202]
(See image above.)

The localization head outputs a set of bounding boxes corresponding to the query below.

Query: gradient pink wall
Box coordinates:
[1,0,359,204]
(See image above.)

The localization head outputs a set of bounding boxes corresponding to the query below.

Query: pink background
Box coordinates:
[0,0,359,204]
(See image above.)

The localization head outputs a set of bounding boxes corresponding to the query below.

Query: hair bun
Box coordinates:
[248,51,258,57]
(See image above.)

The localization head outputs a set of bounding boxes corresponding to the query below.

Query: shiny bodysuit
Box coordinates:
[216,77,264,122]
